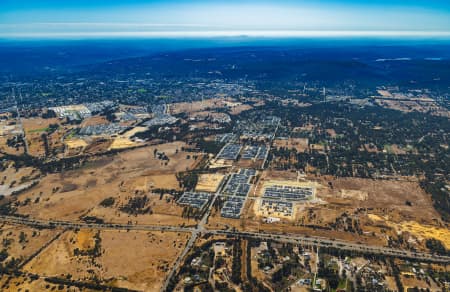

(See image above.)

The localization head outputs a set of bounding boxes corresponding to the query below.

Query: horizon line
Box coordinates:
[2,30,450,40]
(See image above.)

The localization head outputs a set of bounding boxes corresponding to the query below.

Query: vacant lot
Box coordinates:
[22,117,67,157]
[273,138,309,152]
[65,138,88,149]
[22,117,60,134]
[15,142,202,223]
[389,221,450,249]
[24,229,189,291]
[0,224,60,266]
[88,193,192,227]
[169,98,225,115]
[318,177,440,222]
[196,173,225,193]
[169,97,252,116]
[109,126,148,150]
[216,174,443,249]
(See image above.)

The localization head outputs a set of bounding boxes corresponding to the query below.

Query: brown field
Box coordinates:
[389,221,450,249]
[189,111,229,121]
[24,229,189,291]
[383,144,417,155]
[169,98,253,116]
[169,99,225,115]
[109,137,139,150]
[22,117,60,134]
[0,224,60,266]
[83,138,113,154]
[207,173,444,249]
[0,275,81,292]
[401,275,442,291]
[109,126,148,150]
[21,117,65,157]
[14,142,202,224]
[234,157,264,169]
[0,136,24,155]
[317,177,440,223]
[0,166,38,188]
[0,166,40,196]
[227,102,253,115]
[273,138,309,152]
[375,98,450,118]
[326,129,337,138]
[88,193,192,227]
[80,116,109,127]
[195,173,225,193]
[65,138,88,149]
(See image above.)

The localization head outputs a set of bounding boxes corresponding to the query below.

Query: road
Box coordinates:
[1,215,449,266]
[160,176,229,291]
[0,215,195,233]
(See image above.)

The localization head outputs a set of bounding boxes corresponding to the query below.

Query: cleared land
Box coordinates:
[207,172,445,250]
[24,229,189,291]
[14,142,202,226]
[0,224,60,266]
[273,138,309,152]
[195,173,225,193]
[109,126,148,150]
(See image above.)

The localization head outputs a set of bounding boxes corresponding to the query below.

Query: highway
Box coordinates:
[1,214,449,267]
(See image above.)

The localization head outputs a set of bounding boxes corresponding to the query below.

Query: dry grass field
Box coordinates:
[0,275,81,292]
[169,99,225,115]
[80,116,109,127]
[109,126,148,150]
[65,138,88,149]
[273,138,309,152]
[0,224,60,266]
[387,221,450,249]
[195,173,225,193]
[0,166,40,196]
[23,229,189,291]
[14,142,202,225]
[206,171,445,249]
[169,97,253,116]
[375,91,450,118]
[317,176,440,222]
[88,193,193,227]
[21,117,66,157]
[22,117,60,134]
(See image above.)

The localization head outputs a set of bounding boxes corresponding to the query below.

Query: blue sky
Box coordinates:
[1,0,450,38]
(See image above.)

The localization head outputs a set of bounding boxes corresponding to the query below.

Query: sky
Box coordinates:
[1,0,450,38]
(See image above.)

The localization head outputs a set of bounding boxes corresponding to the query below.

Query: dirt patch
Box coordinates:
[81,116,109,127]
[390,221,450,249]
[195,173,225,193]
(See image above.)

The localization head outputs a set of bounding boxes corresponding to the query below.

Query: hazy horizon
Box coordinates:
[1,0,450,39]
